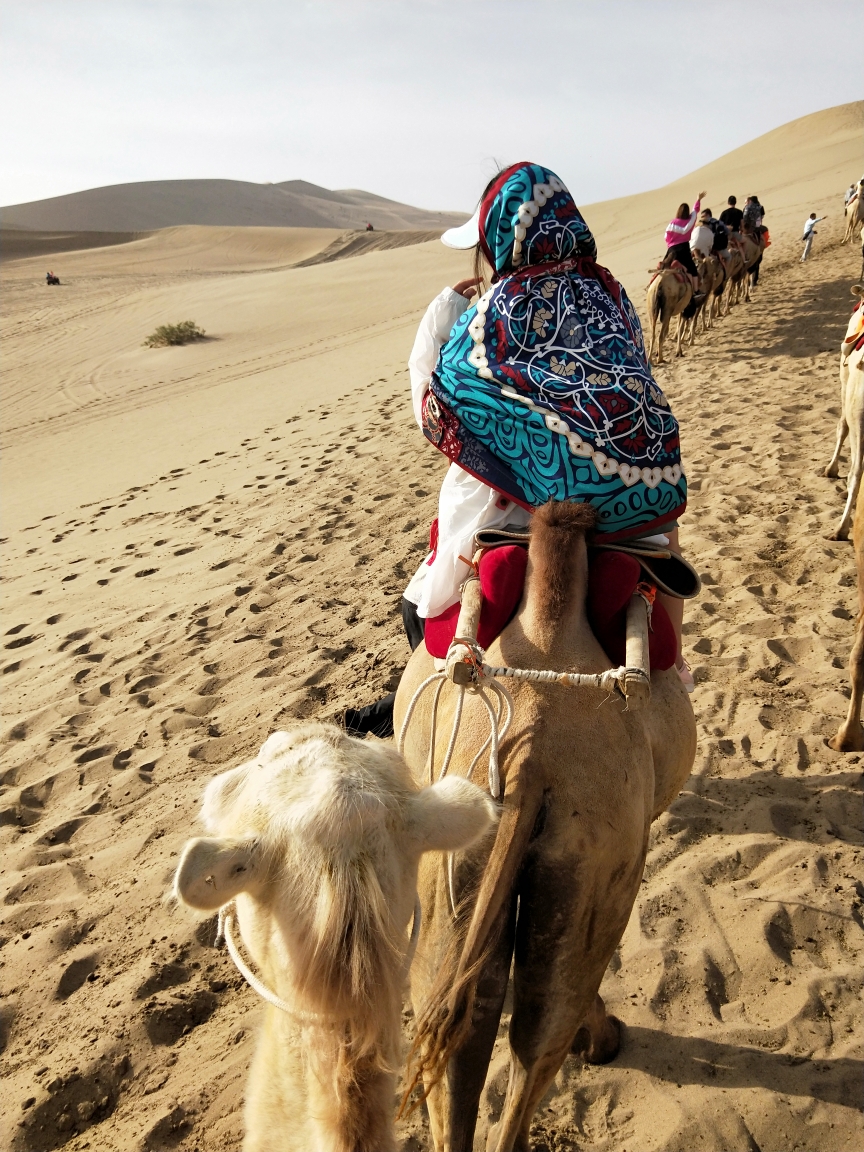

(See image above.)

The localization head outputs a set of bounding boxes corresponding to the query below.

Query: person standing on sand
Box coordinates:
[662,192,707,292]
[801,212,826,261]
[344,162,698,737]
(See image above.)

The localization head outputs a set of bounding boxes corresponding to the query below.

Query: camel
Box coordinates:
[173,722,496,1152]
[723,244,751,311]
[686,252,724,339]
[824,285,864,540]
[738,233,764,299]
[394,502,697,1152]
[843,184,864,245]
[646,267,692,362]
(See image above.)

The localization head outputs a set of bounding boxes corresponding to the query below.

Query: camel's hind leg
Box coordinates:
[825,414,849,478]
[829,615,864,751]
[833,409,863,540]
[675,313,686,357]
[487,860,641,1152]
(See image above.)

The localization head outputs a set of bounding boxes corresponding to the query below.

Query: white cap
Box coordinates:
[441,208,480,250]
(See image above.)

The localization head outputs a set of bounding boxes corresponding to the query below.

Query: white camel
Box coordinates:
[174,722,496,1152]
[843,183,864,244]
[824,285,864,539]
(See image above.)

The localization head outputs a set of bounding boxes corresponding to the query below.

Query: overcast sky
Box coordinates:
[1,0,860,212]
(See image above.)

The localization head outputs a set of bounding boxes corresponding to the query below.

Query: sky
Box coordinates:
[1,0,860,212]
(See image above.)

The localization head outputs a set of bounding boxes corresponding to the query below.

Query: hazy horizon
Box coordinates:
[1,0,860,213]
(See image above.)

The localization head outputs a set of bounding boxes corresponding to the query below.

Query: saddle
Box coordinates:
[647,259,690,289]
[423,523,700,668]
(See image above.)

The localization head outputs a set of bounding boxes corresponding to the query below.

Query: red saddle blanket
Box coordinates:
[424,546,676,671]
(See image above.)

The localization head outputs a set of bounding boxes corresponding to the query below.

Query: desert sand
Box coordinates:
[1,103,862,1152]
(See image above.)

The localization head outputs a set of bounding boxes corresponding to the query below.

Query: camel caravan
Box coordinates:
[647,191,769,362]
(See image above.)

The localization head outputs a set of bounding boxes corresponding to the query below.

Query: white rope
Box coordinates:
[216,895,422,1021]
[439,684,465,780]
[397,671,443,760]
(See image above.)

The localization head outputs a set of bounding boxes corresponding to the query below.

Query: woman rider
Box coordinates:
[345,162,694,737]
[663,192,707,292]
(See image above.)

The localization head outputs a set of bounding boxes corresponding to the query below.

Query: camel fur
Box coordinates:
[646,268,692,362]
[722,243,751,311]
[173,722,496,1152]
[684,252,724,341]
[824,285,864,540]
[394,502,697,1152]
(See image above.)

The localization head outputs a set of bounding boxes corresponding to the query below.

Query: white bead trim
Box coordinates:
[500,385,682,488]
[511,175,567,267]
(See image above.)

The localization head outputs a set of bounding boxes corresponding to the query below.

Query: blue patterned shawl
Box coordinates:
[423,161,686,540]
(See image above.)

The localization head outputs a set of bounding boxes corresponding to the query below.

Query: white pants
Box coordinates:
[801,234,814,261]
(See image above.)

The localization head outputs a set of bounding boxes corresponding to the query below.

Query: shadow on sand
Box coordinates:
[614,1024,861,1110]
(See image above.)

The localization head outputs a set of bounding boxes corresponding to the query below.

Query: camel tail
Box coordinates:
[401,762,543,1110]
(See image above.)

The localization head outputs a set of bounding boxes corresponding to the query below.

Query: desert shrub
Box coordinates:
[144,320,206,347]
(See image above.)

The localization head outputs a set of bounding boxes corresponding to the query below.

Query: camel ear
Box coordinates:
[174,836,259,911]
[408,776,498,853]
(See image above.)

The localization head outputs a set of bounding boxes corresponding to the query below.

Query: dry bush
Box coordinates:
[144,320,206,347]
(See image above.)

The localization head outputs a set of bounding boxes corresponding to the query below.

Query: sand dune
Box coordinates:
[1,103,863,1152]
[0,177,467,233]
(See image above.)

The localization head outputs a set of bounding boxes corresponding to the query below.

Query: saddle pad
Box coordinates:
[423,546,677,671]
[587,551,677,671]
[424,545,528,659]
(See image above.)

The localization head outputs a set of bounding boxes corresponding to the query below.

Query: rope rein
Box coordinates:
[215,894,422,1022]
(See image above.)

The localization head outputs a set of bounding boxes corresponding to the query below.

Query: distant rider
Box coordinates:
[719,195,743,233]
[663,192,707,292]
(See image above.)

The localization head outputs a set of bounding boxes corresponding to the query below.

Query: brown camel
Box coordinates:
[173,723,496,1152]
[686,252,724,340]
[736,233,764,300]
[646,268,692,362]
[843,185,864,244]
[721,245,749,312]
[395,503,697,1152]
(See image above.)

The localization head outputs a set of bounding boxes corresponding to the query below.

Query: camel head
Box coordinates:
[174,722,496,1042]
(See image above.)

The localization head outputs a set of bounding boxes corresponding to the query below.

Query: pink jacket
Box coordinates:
[664,199,701,247]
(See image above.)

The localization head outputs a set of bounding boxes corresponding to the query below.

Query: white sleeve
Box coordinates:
[408,288,470,427]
